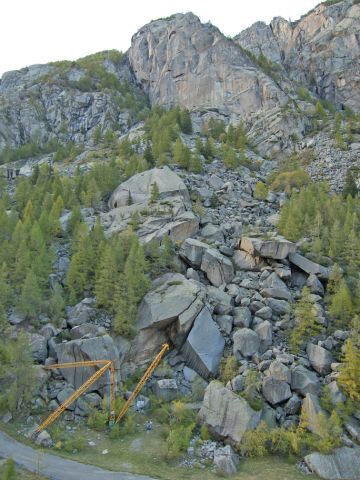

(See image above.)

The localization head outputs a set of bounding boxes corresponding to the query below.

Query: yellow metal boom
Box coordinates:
[115,343,169,425]
[34,360,115,437]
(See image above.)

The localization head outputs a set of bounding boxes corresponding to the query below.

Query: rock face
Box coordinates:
[288,253,330,279]
[129,13,286,116]
[182,307,225,378]
[304,446,360,480]
[54,335,120,391]
[134,273,205,361]
[198,381,262,445]
[235,1,360,111]
[214,445,240,476]
[102,167,198,243]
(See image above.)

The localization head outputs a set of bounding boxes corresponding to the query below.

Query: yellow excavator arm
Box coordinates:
[114,343,169,425]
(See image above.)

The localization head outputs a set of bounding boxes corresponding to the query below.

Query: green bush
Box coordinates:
[253,181,269,200]
[271,169,311,194]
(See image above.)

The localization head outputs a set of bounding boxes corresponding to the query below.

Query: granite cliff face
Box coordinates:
[128,12,287,116]
[235,0,360,110]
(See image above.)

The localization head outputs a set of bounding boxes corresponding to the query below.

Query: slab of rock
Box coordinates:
[198,381,262,445]
[307,274,324,296]
[284,394,302,415]
[345,417,360,443]
[328,381,346,405]
[182,307,225,379]
[240,237,296,260]
[288,253,330,280]
[307,343,334,375]
[304,446,360,480]
[291,365,320,396]
[180,238,209,267]
[206,286,232,315]
[214,445,240,476]
[233,328,260,358]
[66,298,95,328]
[262,377,292,405]
[201,248,234,287]
[265,298,291,316]
[135,274,205,360]
[215,315,233,336]
[152,379,179,402]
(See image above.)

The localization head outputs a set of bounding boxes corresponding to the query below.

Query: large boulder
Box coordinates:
[291,365,320,396]
[152,379,179,402]
[134,274,205,361]
[260,272,293,302]
[233,328,260,358]
[108,166,189,209]
[262,377,292,405]
[301,393,326,435]
[29,334,48,363]
[54,335,120,391]
[240,237,296,260]
[254,320,273,352]
[214,445,240,476]
[233,306,252,328]
[66,298,95,328]
[182,307,225,378]
[266,360,291,383]
[232,250,266,271]
[180,238,209,267]
[307,343,334,375]
[198,381,262,445]
[288,253,330,280]
[201,249,234,287]
[304,446,360,480]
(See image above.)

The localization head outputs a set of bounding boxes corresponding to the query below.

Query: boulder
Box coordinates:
[240,237,296,260]
[345,417,360,443]
[233,307,252,328]
[266,360,291,383]
[307,274,324,296]
[233,328,260,358]
[198,381,262,445]
[66,298,95,328]
[70,323,106,340]
[152,379,179,402]
[29,334,48,363]
[254,320,273,352]
[134,274,205,361]
[54,335,120,390]
[214,445,240,476]
[304,446,360,480]
[200,224,224,243]
[256,306,272,320]
[288,253,330,279]
[180,238,209,267]
[57,386,76,411]
[284,394,302,415]
[301,393,325,435]
[327,381,346,405]
[232,250,265,271]
[182,307,225,378]
[215,315,233,336]
[291,365,320,396]
[108,166,189,209]
[35,430,53,448]
[307,343,334,375]
[201,248,234,287]
[265,298,291,316]
[226,375,245,393]
[262,377,292,405]
[206,286,232,315]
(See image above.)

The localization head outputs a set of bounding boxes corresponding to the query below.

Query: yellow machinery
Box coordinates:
[32,343,169,438]
[33,360,115,437]
[114,343,169,425]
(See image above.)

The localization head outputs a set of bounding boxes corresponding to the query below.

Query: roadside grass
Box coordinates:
[0,459,46,479]
[0,419,316,480]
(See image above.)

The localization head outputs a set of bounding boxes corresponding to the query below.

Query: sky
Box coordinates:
[0,0,320,77]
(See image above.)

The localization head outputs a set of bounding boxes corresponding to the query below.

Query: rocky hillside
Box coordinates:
[0,2,359,480]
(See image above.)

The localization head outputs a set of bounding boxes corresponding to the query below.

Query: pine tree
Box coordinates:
[160,235,174,271]
[329,278,354,327]
[343,169,358,198]
[0,304,9,335]
[0,262,12,309]
[172,138,191,170]
[144,141,154,167]
[48,195,64,237]
[189,152,203,173]
[290,287,322,353]
[179,109,192,134]
[150,182,160,203]
[95,244,118,309]
[47,283,66,325]
[338,317,360,403]
[18,269,42,320]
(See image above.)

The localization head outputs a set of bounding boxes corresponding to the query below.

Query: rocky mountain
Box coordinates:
[0,2,359,480]
[235,0,360,111]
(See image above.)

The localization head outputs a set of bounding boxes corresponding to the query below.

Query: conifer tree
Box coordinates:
[338,317,360,402]
[95,244,118,309]
[190,152,203,173]
[290,287,322,353]
[172,138,191,170]
[1,457,16,480]
[0,262,12,309]
[150,182,160,203]
[329,278,354,327]
[18,269,42,320]
[0,304,9,335]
